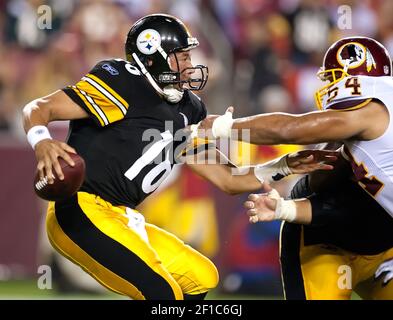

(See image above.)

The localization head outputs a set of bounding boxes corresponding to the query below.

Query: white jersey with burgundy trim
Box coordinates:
[322,75,393,218]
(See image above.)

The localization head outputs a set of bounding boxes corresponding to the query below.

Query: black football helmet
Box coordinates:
[125,14,208,91]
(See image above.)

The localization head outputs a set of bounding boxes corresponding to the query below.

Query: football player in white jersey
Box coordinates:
[196,37,393,299]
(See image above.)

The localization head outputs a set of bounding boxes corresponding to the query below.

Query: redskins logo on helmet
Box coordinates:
[315,37,392,109]
[336,42,378,72]
[337,42,367,69]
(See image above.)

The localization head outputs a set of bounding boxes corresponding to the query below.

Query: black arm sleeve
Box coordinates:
[290,175,344,227]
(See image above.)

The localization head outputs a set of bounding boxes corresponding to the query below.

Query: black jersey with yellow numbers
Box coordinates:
[62,59,207,208]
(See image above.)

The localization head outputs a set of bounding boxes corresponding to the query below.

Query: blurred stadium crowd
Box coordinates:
[1,0,392,297]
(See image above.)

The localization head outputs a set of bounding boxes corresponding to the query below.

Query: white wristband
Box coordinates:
[27,126,52,150]
[274,198,297,222]
[254,155,292,184]
[211,111,234,139]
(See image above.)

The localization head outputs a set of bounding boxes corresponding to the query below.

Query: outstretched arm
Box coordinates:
[244,187,312,225]
[185,148,261,195]
[197,101,386,145]
[23,90,89,183]
[232,110,357,144]
[185,147,338,195]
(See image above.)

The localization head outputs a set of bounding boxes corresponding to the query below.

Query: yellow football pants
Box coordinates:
[46,192,219,300]
[280,223,393,300]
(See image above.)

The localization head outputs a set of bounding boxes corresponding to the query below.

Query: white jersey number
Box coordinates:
[124,131,173,194]
[327,77,362,103]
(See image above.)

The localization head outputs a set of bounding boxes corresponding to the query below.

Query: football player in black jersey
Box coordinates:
[22,14,336,300]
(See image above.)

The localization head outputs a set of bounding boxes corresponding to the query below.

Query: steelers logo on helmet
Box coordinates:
[136,29,161,55]
[336,42,367,69]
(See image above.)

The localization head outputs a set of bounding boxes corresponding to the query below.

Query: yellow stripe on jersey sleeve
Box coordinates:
[178,137,212,158]
[86,74,129,109]
[71,86,106,126]
[73,74,130,126]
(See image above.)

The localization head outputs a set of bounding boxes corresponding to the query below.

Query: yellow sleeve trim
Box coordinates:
[176,137,212,160]
[71,87,106,126]
[86,74,129,109]
[183,137,211,153]
[75,80,125,124]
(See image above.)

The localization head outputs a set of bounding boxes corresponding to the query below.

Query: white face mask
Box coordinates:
[162,85,184,103]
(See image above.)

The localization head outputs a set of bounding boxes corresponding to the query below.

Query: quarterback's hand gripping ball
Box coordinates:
[34,152,85,201]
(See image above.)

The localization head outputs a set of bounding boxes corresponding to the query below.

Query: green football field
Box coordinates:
[0,279,278,300]
[0,279,362,300]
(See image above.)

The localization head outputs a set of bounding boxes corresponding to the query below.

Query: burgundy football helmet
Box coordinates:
[315,36,392,109]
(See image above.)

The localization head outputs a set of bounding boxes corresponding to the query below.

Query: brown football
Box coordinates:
[34,152,86,201]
